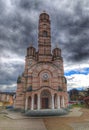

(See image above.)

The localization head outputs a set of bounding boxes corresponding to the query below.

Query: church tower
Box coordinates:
[38,11,52,61]
[15,12,68,112]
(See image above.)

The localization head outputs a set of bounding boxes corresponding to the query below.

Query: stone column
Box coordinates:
[25,97,28,111]
[31,95,34,110]
[62,96,65,108]
[52,94,54,109]
[57,95,60,109]
[37,94,40,110]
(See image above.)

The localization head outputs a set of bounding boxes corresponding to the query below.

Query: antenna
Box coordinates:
[56,43,59,48]
[29,43,33,47]
[43,10,46,13]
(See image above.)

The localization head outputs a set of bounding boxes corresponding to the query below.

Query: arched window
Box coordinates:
[54,94,57,109]
[28,96,31,109]
[43,31,47,37]
[34,94,37,109]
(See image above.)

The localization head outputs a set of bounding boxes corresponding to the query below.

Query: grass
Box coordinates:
[72,103,85,108]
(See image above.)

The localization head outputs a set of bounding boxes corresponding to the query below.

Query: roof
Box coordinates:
[84,96,89,100]
[0,92,16,95]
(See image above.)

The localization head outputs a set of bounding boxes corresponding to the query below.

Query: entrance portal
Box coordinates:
[42,97,49,109]
[41,89,51,109]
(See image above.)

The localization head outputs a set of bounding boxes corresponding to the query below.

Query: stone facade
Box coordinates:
[15,12,68,111]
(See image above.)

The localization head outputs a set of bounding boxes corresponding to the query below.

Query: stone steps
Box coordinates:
[25,108,68,117]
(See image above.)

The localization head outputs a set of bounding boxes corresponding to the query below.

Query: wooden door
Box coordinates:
[42,98,49,109]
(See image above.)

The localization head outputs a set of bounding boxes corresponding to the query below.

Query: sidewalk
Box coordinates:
[61,108,83,117]
[0,119,47,130]
[5,108,83,120]
[0,108,83,130]
[0,110,47,130]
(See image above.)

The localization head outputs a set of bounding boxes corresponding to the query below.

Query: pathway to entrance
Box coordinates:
[0,110,47,130]
[1,108,89,130]
[43,108,89,130]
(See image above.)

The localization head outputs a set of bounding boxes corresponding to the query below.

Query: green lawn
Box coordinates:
[72,103,85,108]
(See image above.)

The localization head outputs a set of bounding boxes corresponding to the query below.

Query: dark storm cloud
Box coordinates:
[0,0,89,90]
[50,1,89,63]
[17,0,43,11]
[0,11,37,56]
[0,0,44,57]
[62,14,89,62]
[0,62,24,86]
[1,0,89,60]
[0,0,5,14]
[0,0,44,90]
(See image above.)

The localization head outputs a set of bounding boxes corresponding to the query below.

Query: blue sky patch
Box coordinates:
[65,67,89,76]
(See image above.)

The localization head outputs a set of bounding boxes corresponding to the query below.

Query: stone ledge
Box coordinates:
[25,108,68,117]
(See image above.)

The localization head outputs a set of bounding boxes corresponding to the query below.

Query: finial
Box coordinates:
[56,43,59,48]
[30,43,33,47]
[43,10,46,13]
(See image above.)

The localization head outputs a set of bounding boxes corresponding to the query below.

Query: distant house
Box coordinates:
[0,92,16,107]
[83,96,89,107]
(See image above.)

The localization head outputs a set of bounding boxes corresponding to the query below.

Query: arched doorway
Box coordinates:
[41,90,51,109]
[54,93,57,109]
[28,96,31,110]
[34,94,37,109]
[60,96,62,108]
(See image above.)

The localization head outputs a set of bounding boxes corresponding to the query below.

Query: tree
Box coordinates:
[69,88,79,101]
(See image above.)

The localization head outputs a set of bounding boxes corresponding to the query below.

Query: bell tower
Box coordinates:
[38,11,52,62]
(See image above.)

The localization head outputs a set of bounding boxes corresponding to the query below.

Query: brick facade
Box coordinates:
[15,12,68,111]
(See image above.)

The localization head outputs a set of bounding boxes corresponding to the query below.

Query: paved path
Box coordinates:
[6,111,30,119]
[0,111,47,130]
[70,122,89,130]
[68,108,89,130]
[0,118,46,130]
[61,108,83,117]
[0,108,86,130]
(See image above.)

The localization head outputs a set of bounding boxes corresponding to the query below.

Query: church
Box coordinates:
[15,12,68,111]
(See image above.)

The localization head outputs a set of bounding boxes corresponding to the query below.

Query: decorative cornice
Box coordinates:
[26,86,66,92]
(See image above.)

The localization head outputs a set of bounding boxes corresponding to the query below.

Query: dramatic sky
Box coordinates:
[0,0,89,92]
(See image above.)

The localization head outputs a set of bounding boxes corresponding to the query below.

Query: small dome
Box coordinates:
[27,45,36,57]
[40,11,49,20]
[53,47,61,51]
[52,47,62,61]
[52,47,61,56]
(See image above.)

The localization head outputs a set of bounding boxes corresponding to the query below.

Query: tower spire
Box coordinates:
[38,12,52,61]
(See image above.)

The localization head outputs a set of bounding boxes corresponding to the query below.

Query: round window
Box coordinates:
[42,73,49,80]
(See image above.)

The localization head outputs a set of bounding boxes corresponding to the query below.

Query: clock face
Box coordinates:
[42,73,49,80]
